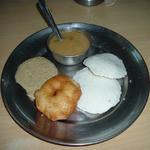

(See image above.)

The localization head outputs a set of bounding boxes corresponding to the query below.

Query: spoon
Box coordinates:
[37,0,63,40]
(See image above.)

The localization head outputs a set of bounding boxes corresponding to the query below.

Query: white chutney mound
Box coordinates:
[83,53,127,79]
[73,68,121,114]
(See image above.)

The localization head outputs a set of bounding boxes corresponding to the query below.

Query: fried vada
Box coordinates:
[34,75,81,121]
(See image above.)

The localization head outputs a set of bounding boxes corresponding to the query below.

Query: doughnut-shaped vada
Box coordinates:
[34,75,81,121]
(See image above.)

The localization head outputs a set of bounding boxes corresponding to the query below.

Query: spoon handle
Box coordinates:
[37,0,62,40]
[47,8,63,39]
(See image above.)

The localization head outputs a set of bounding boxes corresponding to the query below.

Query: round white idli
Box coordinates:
[15,56,58,100]
[83,53,127,79]
[73,68,121,114]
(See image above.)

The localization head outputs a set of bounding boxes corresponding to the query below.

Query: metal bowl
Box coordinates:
[47,30,91,65]
[74,0,104,6]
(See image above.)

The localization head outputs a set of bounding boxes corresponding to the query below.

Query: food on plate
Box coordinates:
[15,56,58,100]
[73,68,121,114]
[83,53,127,79]
[34,75,81,121]
[48,30,90,56]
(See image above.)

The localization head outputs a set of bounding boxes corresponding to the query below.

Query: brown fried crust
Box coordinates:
[34,75,81,121]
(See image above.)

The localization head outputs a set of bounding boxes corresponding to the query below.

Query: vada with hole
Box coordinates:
[34,75,82,121]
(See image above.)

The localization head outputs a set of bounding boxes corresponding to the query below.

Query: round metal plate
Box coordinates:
[1,23,149,146]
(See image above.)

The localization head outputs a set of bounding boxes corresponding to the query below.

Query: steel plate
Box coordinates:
[1,22,149,146]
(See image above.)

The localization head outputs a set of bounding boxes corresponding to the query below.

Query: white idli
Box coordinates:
[83,53,127,79]
[15,56,58,100]
[73,68,121,114]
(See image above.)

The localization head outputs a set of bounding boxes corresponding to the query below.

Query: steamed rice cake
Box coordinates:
[73,68,121,114]
[15,56,58,100]
[83,53,127,79]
